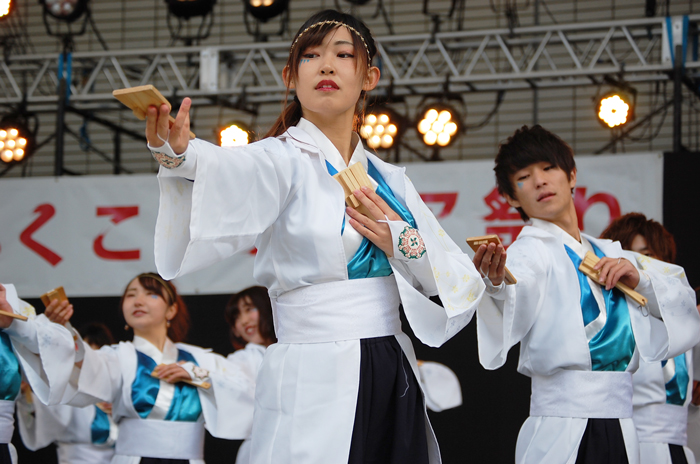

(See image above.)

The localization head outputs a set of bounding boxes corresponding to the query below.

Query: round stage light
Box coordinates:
[0,116,33,165]
[40,0,89,23]
[165,0,217,20]
[596,92,634,129]
[416,105,460,148]
[243,0,289,22]
[219,121,253,147]
[0,0,14,20]
[360,107,402,150]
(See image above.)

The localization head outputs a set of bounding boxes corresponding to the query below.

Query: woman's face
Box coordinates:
[122,278,176,334]
[233,296,267,346]
[286,26,378,122]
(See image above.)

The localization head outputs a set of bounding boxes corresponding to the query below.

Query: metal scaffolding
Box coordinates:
[1,15,698,111]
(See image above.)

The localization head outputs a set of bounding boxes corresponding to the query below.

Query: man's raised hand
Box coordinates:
[145,97,192,156]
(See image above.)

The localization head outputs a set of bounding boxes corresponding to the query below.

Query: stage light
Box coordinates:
[243,0,289,22]
[596,92,634,128]
[360,106,403,150]
[0,114,35,166]
[219,121,253,147]
[165,0,216,20]
[416,104,460,148]
[0,0,14,20]
[40,0,89,23]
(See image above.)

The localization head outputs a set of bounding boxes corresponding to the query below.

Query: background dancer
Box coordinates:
[16,322,118,464]
[473,125,699,464]
[601,213,697,464]
[2,273,255,464]
[145,9,486,464]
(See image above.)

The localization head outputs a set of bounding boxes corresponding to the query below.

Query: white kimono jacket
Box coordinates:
[7,330,255,464]
[633,348,696,464]
[477,220,700,464]
[16,391,117,464]
[154,119,486,464]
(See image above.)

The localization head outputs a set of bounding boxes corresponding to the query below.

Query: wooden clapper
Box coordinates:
[112,85,196,139]
[333,162,377,221]
[578,252,648,306]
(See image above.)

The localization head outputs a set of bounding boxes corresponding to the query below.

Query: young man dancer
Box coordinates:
[474,125,700,464]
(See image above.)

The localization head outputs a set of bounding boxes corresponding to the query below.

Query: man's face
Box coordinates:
[506,161,577,222]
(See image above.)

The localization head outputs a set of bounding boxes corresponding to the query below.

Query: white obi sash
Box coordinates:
[271,276,402,344]
[115,418,204,460]
[530,370,633,419]
[57,443,115,464]
[0,400,14,443]
[634,403,688,445]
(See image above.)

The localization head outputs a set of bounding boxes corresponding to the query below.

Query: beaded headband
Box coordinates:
[290,20,372,68]
[137,272,176,305]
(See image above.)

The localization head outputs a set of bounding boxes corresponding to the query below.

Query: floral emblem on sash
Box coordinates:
[151,151,185,169]
[192,365,209,380]
[397,226,426,259]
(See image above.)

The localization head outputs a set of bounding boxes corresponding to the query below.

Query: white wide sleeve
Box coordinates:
[476,237,549,370]
[625,253,700,363]
[154,137,302,279]
[416,361,462,412]
[388,178,486,348]
[63,342,124,408]
[15,392,72,451]
[4,315,79,406]
[186,346,256,440]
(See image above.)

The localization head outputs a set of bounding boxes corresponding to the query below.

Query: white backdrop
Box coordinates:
[0,152,663,297]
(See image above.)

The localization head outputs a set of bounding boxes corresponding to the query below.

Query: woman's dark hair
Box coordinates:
[78,322,115,348]
[265,9,377,138]
[120,273,190,343]
[224,286,276,350]
[600,212,676,263]
[494,125,577,221]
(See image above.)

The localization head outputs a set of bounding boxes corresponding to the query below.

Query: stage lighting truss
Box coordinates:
[219,121,253,147]
[0,113,37,166]
[341,0,373,5]
[416,104,461,148]
[166,0,217,44]
[596,90,636,129]
[360,107,403,150]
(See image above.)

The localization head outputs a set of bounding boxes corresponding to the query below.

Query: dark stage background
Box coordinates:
[11,151,699,463]
[12,293,531,464]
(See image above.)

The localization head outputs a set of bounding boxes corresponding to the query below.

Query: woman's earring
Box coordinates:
[124,324,130,331]
[166,319,171,328]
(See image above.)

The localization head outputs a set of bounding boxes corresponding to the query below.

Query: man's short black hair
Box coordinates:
[494,125,576,221]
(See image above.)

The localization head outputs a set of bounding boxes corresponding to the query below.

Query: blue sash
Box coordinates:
[564,242,636,372]
[131,348,203,422]
[325,160,416,279]
[663,354,689,405]
[0,332,21,401]
[90,406,111,445]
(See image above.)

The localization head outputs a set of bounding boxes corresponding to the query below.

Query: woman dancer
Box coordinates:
[224,286,276,464]
[145,9,485,464]
[3,274,255,464]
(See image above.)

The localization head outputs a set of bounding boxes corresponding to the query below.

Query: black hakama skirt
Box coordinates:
[575,419,628,464]
[348,336,430,464]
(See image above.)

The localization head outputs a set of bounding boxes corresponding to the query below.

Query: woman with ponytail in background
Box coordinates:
[144,9,486,464]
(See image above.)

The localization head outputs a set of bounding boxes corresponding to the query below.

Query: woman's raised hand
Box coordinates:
[145,97,192,156]
[346,187,402,257]
[44,299,74,326]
